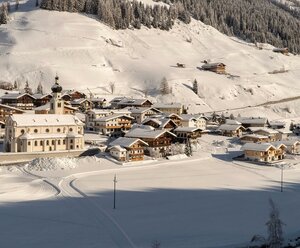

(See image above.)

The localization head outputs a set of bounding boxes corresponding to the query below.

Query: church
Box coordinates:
[3,76,85,153]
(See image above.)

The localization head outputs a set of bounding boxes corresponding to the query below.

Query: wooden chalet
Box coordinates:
[71,98,92,111]
[273,48,289,55]
[62,90,87,101]
[201,62,226,74]
[240,134,269,144]
[252,128,280,142]
[110,97,153,109]
[142,118,178,130]
[242,143,286,163]
[173,127,202,142]
[108,137,148,162]
[90,98,107,109]
[125,127,176,157]
[1,93,36,110]
[153,103,183,115]
[166,113,183,126]
[0,104,25,128]
[33,93,52,107]
[273,140,300,155]
[94,114,134,136]
[218,124,245,137]
[236,117,268,128]
[129,107,162,124]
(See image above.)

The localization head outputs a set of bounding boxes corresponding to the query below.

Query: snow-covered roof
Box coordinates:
[125,128,176,139]
[226,119,242,125]
[242,143,276,152]
[269,121,286,127]
[240,134,269,139]
[273,140,300,147]
[117,98,152,106]
[202,62,225,69]
[174,127,203,132]
[218,124,244,131]
[1,93,36,100]
[253,128,279,135]
[71,98,90,104]
[143,117,177,128]
[33,94,52,99]
[153,103,182,109]
[109,145,127,152]
[10,114,83,127]
[236,117,268,125]
[180,114,197,121]
[95,114,134,122]
[109,137,148,148]
[129,107,162,114]
[0,104,25,112]
[88,108,131,115]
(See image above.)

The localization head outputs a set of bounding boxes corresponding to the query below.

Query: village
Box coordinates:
[0,75,299,167]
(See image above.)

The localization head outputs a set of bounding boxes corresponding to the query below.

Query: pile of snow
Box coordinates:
[25,157,79,171]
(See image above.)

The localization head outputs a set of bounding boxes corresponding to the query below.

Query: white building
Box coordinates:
[180,114,207,130]
[4,114,84,153]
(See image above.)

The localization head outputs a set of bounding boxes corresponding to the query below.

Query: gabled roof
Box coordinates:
[109,145,127,152]
[109,137,148,148]
[167,113,183,120]
[0,104,25,113]
[33,93,52,99]
[153,103,182,109]
[1,93,36,100]
[125,127,176,139]
[242,143,276,152]
[174,127,203,132]
[226,119,242,125]
[180,114,197,121]
[218,124,245,131]
[240,134,269,139]
[202,63,226,69]
[236,117,268,125]
[129,107,162,114]
[34,103,77,111]
[273,140,300,147]
[9,114,83,127]
[253,128,279,135]
[110,97,153,106]
[71,98,91,105]
[95,114,134,122]
[142,117,177,128]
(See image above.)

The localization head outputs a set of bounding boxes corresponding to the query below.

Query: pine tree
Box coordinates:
[13,80,18,89]
[36,82,44,94]
[184,137,192,157]
[229,113,235,120]
[160,77,170,95]
[192,79,198,95]
[24,80,33,94]
[266,199,284,248]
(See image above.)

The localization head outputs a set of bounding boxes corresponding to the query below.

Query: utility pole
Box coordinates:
[280,165,284,193]
[113,174,117,209]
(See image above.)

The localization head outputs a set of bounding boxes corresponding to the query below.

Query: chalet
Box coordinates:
[173,127,202,141]
[201,62,226,74]
[252,128,280,142]
[125,127,176,157]
[1,93,36,110]
[94,114,134,135]
[90,98,107,109]
[269,121,286,129]
[33,94,52,107]
[153,103,183,115]
[85,109,132,131]
[180,114,207,130]
[240,134,269,144]
[273,140,300,155]
[142,118,178,130]
[273,48,289,55]
[34,103,77,115]
[70,98,92,111]
[277,129,293,140]
[110,97,153,109]
[62,90,86,101]
[242,143,286,163]
[236,117,268,128]
[108,137,148,161]
[128,107,162,124]
[218,124,245,137]
[0,104,25,128]
[4,114,84,153]
[166,113,183,126]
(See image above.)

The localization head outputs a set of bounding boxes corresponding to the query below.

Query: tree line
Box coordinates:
[157,0,300,54]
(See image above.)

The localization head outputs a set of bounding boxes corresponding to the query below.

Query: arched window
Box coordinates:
[21,129,25,134]
[57,128,61,133]
[34,129,38,133]
[69,128,73,132]
[46,128,50,133]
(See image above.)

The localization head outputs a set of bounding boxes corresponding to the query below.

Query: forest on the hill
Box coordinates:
[37,0,300,54]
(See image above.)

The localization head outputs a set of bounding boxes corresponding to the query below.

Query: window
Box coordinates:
[40,140,43,146]
[58,103,61,108]
[58,140,61,145]
[28,141,31,146]
[34,141,38,146]
[46,128,50,133]
[21,129,25,134]
[46,140,49,145]
[63,139,66,145]
[70,139,73,144]
[34,129,38,133]
[69,128,73,132]
[57,128,61,132]
[70,145,73,149]
[52,140,55,145]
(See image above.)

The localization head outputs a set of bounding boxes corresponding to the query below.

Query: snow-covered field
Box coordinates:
[1,135,300,248]
[1,0,300,116]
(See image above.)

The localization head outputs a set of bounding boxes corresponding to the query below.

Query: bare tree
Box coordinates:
[109,82,115,94]
[160,77,170,95]
[266,199,284,248]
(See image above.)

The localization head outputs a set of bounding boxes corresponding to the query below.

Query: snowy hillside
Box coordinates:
[1,0,300,115]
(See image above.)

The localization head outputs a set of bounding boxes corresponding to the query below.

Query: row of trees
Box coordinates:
[40,0,187,30]
[159,0,300,54]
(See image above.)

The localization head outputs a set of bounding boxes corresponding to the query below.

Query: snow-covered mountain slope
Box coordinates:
[1,0,300,115]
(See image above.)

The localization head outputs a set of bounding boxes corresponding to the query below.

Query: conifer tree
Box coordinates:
[192,79,198,95]
[160,77,170,95]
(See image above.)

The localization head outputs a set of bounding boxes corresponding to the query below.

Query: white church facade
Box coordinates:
[3,76,85,153]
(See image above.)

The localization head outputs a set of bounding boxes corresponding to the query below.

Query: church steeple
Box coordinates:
[49,75,64,114]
